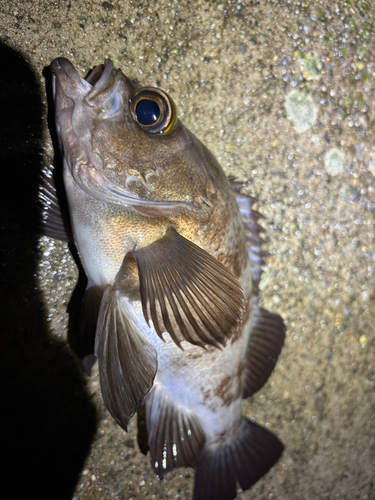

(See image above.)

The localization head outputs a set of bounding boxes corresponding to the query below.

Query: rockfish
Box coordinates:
[41,57,285,500]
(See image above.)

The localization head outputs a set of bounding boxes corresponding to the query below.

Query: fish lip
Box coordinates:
[51,73,56,101]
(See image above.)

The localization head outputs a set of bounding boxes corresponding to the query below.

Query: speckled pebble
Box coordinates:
[324,148,346,176]
[285,90,318,133]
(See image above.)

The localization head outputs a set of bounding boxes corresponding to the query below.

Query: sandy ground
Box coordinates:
[1,1,374,499]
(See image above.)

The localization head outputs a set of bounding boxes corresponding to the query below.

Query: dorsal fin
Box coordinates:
[228,178,265,298]
[228,179,286,397]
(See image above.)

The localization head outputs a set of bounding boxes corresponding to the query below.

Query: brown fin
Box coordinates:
[242,301,285,398]
[38,155,73,242]
[229,178,265,298]
[145,384,205,478]
[94,285,157,430]
[193,418,283,500]
[76,284,104,375]
[130,227,245,349]
[137,403,150,455]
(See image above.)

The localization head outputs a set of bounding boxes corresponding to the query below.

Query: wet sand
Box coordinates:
[1,1,374,499]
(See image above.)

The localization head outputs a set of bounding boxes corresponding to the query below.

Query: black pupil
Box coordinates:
[135,99,160,126]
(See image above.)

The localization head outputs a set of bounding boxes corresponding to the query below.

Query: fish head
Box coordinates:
[51,58,222,214]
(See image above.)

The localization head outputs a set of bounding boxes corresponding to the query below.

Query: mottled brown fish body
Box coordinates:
[45,57,286,500]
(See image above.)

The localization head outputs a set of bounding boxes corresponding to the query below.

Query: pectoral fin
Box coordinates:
[95,285,157,430]
[130,227,245,349]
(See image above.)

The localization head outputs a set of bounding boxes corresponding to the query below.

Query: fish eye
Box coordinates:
[130,88,177,135]
[135,100,161,126]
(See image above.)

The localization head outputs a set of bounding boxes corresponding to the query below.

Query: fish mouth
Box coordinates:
[51,58,125,109]
[51,57,115,95]
[50,58,193,215]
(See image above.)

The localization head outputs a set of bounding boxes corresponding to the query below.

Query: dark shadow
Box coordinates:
[66,243,93,364]
[43,64,96,370]
[0,42,97,500]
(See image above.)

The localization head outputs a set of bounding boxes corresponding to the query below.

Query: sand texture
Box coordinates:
[0,1,374,499]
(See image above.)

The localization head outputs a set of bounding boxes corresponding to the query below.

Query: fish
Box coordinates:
[40,57,286,500]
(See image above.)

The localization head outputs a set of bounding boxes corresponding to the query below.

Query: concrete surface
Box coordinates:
[1,1,374,499]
